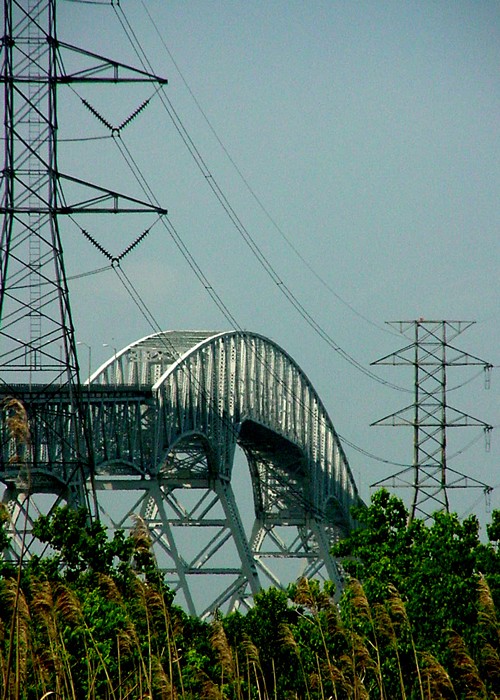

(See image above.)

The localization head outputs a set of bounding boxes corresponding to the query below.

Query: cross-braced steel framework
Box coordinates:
[0,0,94,511]
[0,0,167,515]
[2,330,362,616]
[91,330,360,615]
[371,320,492,520]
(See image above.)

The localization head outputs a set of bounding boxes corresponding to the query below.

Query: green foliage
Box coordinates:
[30,506,135,582]
[333,489,422,598]
[487,509,500,544]
[0,504,16,578]
[0,504,10,551]
[333,489,500,698]
[333,491,500,651]
[0,495,499,699]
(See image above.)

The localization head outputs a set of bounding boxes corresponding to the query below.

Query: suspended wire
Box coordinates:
[342,424,490,468]
[339,437,411,467]
[107,185,495,497]
[110,4,412,396]
[140,1,402,342]
[121,6,497,403]
[112,263,358,519]
[114,255,488,480]
[77,10,488,474]
[113,136,242,327]
[112,266,160,332]
[114,267,308,491]
[2,4,492,556]
[62,0,113,5]
[56,8,492,482]
[108,132,410,471]
[459,483,500,519]
[447,430,486,460]
[63,118,221,340]
[64,71,242,330]
[447,367,488,393]
[59,135,112,142]
[0,135,111,143]
[10,263,112,288]
[114,263,325,454]
[66,265,112,281]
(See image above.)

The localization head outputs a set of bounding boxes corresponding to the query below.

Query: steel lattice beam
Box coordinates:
[2,330,361,615]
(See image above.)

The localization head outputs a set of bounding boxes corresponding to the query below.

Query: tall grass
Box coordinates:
[0,495,498,699]
[0,571,499,699]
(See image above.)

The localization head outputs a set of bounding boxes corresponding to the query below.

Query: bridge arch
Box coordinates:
[90,331,359,521]
[145,331,359,524]
[2,330,362,617]
[87,330,361,615]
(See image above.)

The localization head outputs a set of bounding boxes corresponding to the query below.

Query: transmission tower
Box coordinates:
[371,320,493,520]
[0,0,166,534]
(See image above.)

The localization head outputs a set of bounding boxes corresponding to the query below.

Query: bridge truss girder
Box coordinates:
[93,472,344,618]
[2,330,361,616]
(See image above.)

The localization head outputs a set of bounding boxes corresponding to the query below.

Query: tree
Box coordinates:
[487,509,500,546]
[30,506,135,582]
[333,489,500,697]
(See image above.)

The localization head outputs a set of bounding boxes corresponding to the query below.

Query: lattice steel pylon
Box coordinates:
[371,320,493,520]
[0,0,166,541]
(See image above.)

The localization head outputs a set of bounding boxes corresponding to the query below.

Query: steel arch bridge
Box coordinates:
[1,330,361,617]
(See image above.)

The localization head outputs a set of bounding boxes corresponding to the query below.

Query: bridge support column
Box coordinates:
[2,489,33,560]
[250,517,345,598]
[95,474,261,618]
[139,480,197,616]
[213,478,261,610]
[307,519,344,600]
[2,487,69,562]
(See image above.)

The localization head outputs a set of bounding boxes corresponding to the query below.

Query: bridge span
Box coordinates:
[1,330,361,616]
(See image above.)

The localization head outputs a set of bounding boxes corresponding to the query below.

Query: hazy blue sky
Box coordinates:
[54,1,499,529]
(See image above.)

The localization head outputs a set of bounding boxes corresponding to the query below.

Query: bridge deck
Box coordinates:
[0,384,152,402]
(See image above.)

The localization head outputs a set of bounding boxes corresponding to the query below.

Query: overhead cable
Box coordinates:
[111,4,412,395]
[69,7,489,474]
[140,0,404,341]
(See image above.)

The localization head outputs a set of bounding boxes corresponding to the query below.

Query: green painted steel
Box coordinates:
[1,329,361,615]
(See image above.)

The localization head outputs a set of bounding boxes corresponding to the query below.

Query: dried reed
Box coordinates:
[447,630,487,699]
[419,651,457,700]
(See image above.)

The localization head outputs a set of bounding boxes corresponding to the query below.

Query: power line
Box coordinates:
[139,1,402,342]
[69,10,490,476]
[113,260,489,478]
[109,4,411,395]
[59,7,494,491]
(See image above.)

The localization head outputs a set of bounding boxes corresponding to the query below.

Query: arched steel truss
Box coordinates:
[1,330,361,617]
